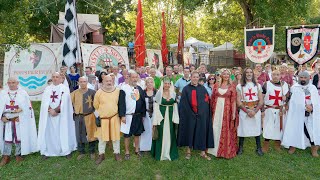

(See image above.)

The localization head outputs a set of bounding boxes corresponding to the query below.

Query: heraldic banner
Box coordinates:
[81,43,130,73]
[245,26,275,63]
[146,49,163,70]
[286,27,320,65]
[3,43,62,101]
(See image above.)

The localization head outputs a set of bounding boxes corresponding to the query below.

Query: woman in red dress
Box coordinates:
[208,69,238,159]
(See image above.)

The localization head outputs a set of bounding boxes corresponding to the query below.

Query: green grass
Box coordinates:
[1,102,320,179]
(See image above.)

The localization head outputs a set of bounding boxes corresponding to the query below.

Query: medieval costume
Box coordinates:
[257,72,270,86]
[38,84,77,157]
[282,71,320,157]
[94,87,126,162]
[0,88,38,165]
[71,88,97,156]
[120,84,146,137]
[236,82,263,156]
[151,81,179,161]
[262,81,289,152]
[140,89,157,152]
[177,84,214,151]
[208,84,238,159]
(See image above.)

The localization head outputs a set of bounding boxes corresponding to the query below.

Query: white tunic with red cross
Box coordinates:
[236,82,262,137]
[3,90,21,144]
[263,81,289,140]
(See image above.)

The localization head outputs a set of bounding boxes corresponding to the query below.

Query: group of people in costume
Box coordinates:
[1,60,320,166]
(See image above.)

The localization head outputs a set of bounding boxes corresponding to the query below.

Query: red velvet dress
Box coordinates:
[210,84,238,159]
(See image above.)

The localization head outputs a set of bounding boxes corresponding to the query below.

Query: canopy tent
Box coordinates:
[170,37,214,49]
[50,12,104,43]
[210,42,234,51]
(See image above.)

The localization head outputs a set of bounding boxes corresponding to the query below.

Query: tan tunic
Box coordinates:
[94,88,121,141]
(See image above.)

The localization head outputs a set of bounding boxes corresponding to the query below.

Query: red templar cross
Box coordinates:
[6,100,19,111]
[50,91,58,103]
[245,88,256,100]
[269,90,282,106]
[253,42,266,54]
[305,95,311,104]
[205,94,210,103]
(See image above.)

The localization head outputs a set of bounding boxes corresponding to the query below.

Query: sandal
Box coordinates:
[124,154,130,160]
[200,153,211,161]
[185,153,191,160]
[135,151,142,158]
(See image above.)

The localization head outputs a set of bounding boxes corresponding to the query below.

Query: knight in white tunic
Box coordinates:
[282,71,320,157]
[121,71,146,160]
[37,73,77,159]
[0,77,38,166]
[261,70,289,153]
[236,67,264,156]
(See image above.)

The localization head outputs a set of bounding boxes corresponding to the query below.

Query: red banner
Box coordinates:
[161,12,168,67]
[134,0,146,67]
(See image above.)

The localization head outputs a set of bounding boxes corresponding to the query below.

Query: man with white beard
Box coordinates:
[282,71,320,157]
[38,72,77,159]
[0,77,38,166]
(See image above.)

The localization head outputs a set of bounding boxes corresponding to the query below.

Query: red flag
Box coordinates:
[177,13,184,65]
[134,0,146,67]
[161,12,169,67]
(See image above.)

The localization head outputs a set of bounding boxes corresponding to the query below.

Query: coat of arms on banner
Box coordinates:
[286,27,320,65]
[245,26,275,63]
[3,43,61,101]
[81,44,130,73]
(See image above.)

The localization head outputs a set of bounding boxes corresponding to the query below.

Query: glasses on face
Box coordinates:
[209,78,215,80]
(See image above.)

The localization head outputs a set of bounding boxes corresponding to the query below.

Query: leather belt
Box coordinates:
[101,113,118,120]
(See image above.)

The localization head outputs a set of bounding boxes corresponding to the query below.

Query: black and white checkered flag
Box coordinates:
[62,0,81,67]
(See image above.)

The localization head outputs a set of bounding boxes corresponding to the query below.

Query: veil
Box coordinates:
[154,80,176,104]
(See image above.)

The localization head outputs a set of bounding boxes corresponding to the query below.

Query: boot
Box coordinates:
[262,141,270,153]
[256,148,264,156]
[0,155,10,167]
[95,154,105,165]
[15,155,23,163]
[236,146,243,155]
[274,141,281,152]
[288,146,296,154]
[114,153,122,162]
[77,154,85,160]
[311,146,319,157]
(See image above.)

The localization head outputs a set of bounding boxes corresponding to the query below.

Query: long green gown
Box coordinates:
[151,98,179,161]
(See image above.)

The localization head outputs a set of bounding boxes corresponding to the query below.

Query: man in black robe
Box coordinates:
[178,71,214,160]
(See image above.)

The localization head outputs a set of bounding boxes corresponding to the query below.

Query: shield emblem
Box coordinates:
[303,33,312,54]
[290,33,302,55]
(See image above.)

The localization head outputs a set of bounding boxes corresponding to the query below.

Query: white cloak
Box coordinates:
[37,84,77,156]
[282,83,320,149]
[0,88,38,156]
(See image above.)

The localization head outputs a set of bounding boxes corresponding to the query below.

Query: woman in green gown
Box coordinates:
[151,78,179,161]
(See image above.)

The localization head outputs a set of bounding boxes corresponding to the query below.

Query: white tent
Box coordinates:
[210,42,234,51]
[170,37,214,49]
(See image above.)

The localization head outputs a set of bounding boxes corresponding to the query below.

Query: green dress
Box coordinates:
[151,98,179,161]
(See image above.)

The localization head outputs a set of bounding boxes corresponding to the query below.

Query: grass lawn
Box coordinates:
[1,102,320,179]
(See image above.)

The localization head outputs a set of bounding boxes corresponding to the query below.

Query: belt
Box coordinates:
[126,112,142,116]
[243,101,258,109]
[8,117,19,122]
[265,105,281,109]
[101,113,118,120]
[74,113,92,117]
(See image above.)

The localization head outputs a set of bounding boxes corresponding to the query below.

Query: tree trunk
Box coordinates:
[237,0,254,28]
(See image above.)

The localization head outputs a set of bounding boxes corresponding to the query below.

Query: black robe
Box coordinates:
[177,84,214,151]
[128,85,146,136]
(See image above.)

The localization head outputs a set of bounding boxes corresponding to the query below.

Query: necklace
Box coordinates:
[8,91,17,101]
